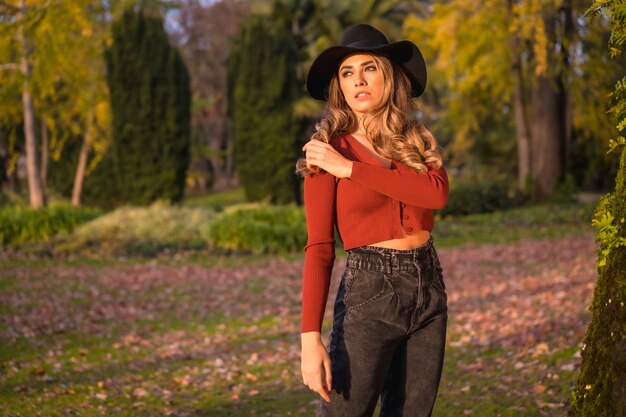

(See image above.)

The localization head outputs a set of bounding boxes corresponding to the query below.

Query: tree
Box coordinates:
[228,16,300,203]
[568,1,626,415]
[252,0,417,120]
[106,7,191,205]
[170,0,249,192]
[38,1,112,207]
[1,0,48,208]
[405,0,621,198]
[0,0,117,207]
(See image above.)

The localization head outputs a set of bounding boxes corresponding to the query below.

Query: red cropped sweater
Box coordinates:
[301,134,449,333]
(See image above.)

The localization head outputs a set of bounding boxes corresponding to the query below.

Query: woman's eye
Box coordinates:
[341,71,352,77]
[366,66,377,71]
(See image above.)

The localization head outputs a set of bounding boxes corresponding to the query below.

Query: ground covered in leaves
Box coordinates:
[0,234,597,416]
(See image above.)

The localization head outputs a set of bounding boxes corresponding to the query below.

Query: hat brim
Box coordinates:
[306,40,427,101]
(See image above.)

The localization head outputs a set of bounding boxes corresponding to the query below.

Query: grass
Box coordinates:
[0,316,584,416]
[433,202,596,248]
[0,201,598,416]
[0,314,305,416]
[429,346,580,417]
[184,187,247,211]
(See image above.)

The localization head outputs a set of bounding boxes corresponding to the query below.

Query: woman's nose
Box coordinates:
[354,77,366,87]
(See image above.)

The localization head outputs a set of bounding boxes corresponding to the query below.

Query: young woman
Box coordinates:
[296,24,449,417]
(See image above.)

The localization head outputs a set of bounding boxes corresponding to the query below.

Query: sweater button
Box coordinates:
[400,203,406,208]
[404,215,409,220]
[407,227,413,232]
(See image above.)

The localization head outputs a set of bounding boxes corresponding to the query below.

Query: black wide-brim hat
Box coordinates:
[306,24,427,101]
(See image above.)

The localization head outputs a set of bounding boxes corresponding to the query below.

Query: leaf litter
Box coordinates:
[0,235,598,415]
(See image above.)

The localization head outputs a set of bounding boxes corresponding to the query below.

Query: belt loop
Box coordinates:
[427,242,435,268]
[385,253,392,275]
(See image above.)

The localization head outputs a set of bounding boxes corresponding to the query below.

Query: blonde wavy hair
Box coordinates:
[296,53,442,176]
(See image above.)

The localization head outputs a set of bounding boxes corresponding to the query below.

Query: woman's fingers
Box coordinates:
[319,382,331,403]
[300,333,332,403]
[302,140,333,155]
[323,355,332,393]
[302,367,331,403]
[302,140,351,178]
[309,372,331,403]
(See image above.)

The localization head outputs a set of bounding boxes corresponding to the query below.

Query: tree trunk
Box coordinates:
[0,127,8,189]
[211,122,236,191]
[507,0,532,192]
[72,110,93,207]
[509,44,531,191]
[224,121,236,187]
[40,118,48,190]
[529,74,566,198]
[19,0,44,208]
[210,114,238,191]
[560,0,574,174]
[210,154,227,191]
[0,126,18,192]
[512,80,531,192]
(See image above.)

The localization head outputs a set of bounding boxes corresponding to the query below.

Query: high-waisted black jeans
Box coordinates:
[317,238,448,417]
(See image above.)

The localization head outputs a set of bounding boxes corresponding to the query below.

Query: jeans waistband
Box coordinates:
[346,237,435,273]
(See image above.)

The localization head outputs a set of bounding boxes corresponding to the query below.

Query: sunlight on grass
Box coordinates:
[434,202,596,248]
[184,187,247,211]
[53,201,216,257]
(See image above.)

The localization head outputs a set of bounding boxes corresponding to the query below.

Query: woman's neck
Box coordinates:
[351,119,368,140]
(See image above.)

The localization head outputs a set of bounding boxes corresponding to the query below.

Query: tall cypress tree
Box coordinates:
[228,17,300,204]
[106,8,191,205]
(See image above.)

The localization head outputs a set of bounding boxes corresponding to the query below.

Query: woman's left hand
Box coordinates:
[302,140,353,178]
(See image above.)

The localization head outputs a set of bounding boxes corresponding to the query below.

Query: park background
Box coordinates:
[1,0,625,416]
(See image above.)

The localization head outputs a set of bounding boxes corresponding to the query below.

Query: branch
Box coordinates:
[0,1,19,16]
[0,63,18,71]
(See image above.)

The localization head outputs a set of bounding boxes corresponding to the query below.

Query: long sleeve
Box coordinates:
[301,170,337,333]
[349,161,449,209]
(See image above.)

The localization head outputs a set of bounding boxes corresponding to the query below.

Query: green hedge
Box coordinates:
[439,180,516,217]
[208,204,306,254]
[0,204,104,247]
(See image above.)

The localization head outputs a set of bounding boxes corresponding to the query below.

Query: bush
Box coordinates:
[208,204,306,254]
[439,180,516,217]
[54,201,216,257]
[0,204,103,247]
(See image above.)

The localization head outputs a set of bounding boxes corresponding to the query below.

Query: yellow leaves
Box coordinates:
[532,14,549,75]
[405,3,461,87]
[509,0,556,76]
[407,0,511,92]
[94,101,111,136]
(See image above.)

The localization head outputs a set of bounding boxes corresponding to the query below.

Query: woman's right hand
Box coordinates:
[301,331,332,403]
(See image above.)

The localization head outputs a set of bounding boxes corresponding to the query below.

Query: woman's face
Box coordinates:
[337,53,385,118]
